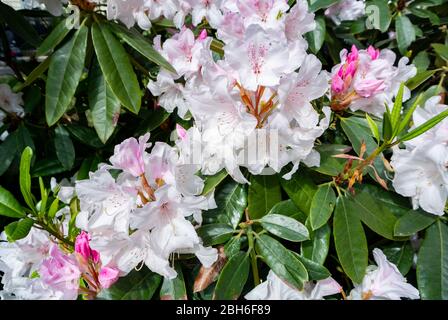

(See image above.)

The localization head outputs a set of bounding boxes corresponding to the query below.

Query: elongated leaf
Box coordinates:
[19,147,35,210]
[301,223,331,265]
[395,14,416,54]
[31,158,69,177]
[0,2,41,47]
[394,209,436,236]
[91,22,141,114]
[391,83,405,131]
[98,267,161,300]
[65,124,104,148]
[260,214,309,242]
[36,18,71,56]
[382,111,393,141]
[357,184,409,218]
[333,197,368,283]
[5,218,34,241]
[365,114,380,142]
[255,234,308,290]
[45,24,88,126]
[310,184,336,231]
[432,43,448,62]
[348,190,398,240]
[22,56,50,89]
[213,252,250,300]
[406,70,437,91]
[400,108,448,141]
[107,22,175,73]
[88,60,121,143]
[0,130,18,176]
[313,144,348,176]
[280,170,317,215]
[224,236,245,259]
[160,263,187,300]
[309,0,338,11]
[397,94,423,134]
[202,170,228,196]
[305,16,325,53]
[293,253,331,281]
[248,175,281,219]
[197,223,234,246]
[268,200,307,224]
[0,186,26,218]
[204,180,247,229]
[417,221,448,300]
[54,125,75,170]
[366,0,392,32]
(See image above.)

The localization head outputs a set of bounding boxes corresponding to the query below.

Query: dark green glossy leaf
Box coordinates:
[394,209,436,237]
[382,242,414,276]
[301,223,331,265]
[305,16,325,53]
[202,170,228,196]
[313,144,349,176]
[64,124,104,148]
[267,200,307,224]
[197,223,234,246]
[260,214,309,242]
[395,14,416,54]
[310,184,336,231]
[54,125,75,170]
[5,218,34,241]
[417,221,448,300]
[36,18,71,56]
[213,252,250,300]
[432,43,448,62]
[19,147,35,210]
[333,197,368,283]
[248,175,281,219]
[293,253,331,281]
[0,186,26,218]
[0,2,41,47]
[406,70,437,91]
[0,130,18,176]
[280,170,317,215]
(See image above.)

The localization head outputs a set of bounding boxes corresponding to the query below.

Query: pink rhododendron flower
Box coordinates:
[75,231,100,264]
[98,267,120,289]
[109,133,150,177]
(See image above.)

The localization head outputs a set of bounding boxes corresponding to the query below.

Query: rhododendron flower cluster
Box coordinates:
[330,45,416,115]
[75,133,218,279]
[149,0,331,182]
[391,96,448,216]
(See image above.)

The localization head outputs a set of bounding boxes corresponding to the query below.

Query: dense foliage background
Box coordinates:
[0,0,448,300]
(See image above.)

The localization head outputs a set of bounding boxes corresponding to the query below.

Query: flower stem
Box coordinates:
[247,227,260,286]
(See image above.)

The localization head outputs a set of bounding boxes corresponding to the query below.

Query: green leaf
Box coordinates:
[255,234,308,290]
[107,22,175,73]
[413,51,430,72]
[213,252,250,300]
[22,56,51,89]
[45,23,88,126]
[267,200,307,224]
[432,43,448,62]
[348,189,398,240]
[259,214,309,242]
[357,184,409,218]
[382,111,393,141]
[98,267,162,300]
[365,114,380,143]
[382,242,414,276]
[204,180,247,229]
[309,0,339,12]
[54,125,75,170]
[38,177,48,216]
[248,175,281,219]
[397,94,423,135]
[391,83,405,132]
[395,14,416,54]
[366,0,392,32]
[0,186,26,218]
[19,147,35,210]
[135,108,170,135]
[5,218,34,241]
[0,130,18,176]
[417,221,448,300]
[293,253,331,281]
[0,2,41,47]
[201,170,228,196]
[160,263,187,300]
[224,236,245,259]
[310,184,336,231]
[48,198,60,219]
[91,22,141,114]
[64,124,104,148]
[280,170,317,215]
[394,209,436,237]
[88,60,121,143]
[333,197,368,283]
[36,18,71,56]
[406,70,437,91]
[31,158,69,177]
[313,144,348,176]
[305,16,325,53]
[301,223,331,265]
[400,108,448,142]
[197,223,234,246]
[340,117,385,179]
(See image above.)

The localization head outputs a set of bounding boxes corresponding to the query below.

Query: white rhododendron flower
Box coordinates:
[75,133,217,279]
[391,96,448,215]
[349,249,420,300]
[325,0,365,25]
[330,45,416,116]
[151,0,331,182]
[245,270,342,300]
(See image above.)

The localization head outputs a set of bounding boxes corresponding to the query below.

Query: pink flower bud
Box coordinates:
[176,124,187,140]
[367,45,380,60]
[331,74,345,93]
[75,231,100,264]
[198,29,207,40]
